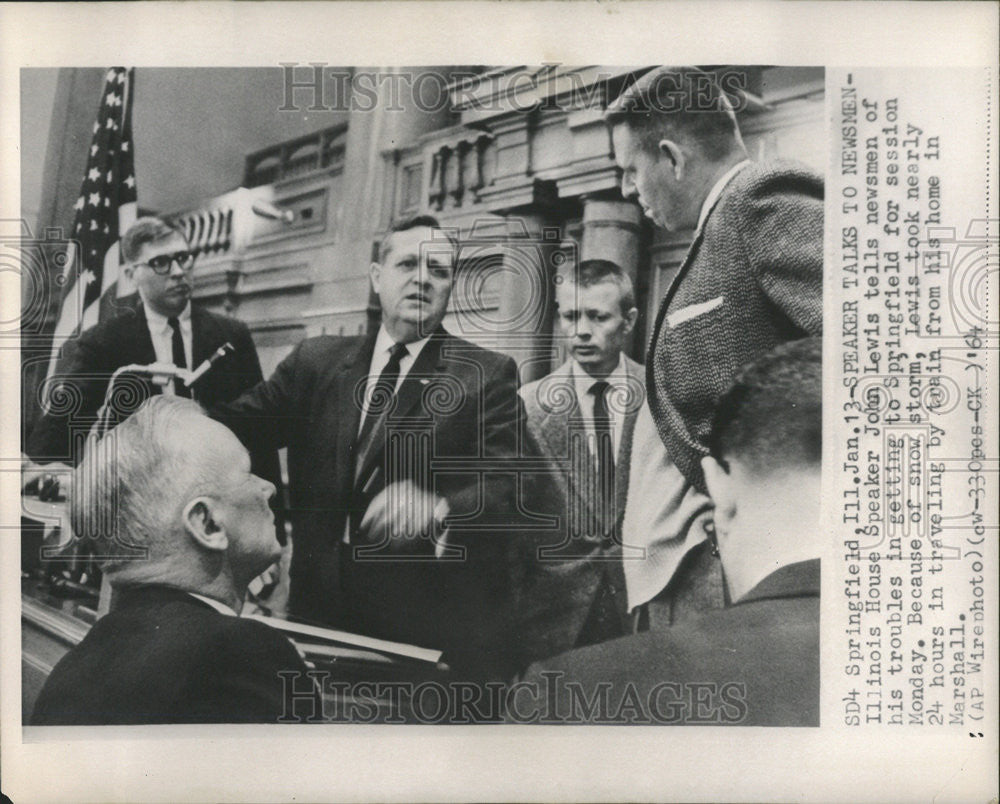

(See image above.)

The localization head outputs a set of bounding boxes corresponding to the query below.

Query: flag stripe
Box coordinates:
[45,67,138,389]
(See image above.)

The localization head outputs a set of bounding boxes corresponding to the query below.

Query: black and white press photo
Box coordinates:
[1,4,996,802]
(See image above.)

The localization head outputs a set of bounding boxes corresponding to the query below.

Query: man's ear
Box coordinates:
[701,456,736,526]
[182,497,228,553]
[122,264,136,281]
[623,306,639,335]
[658,138,685,178]
[369,261,382,295]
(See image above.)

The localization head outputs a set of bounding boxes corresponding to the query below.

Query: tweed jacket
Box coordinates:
[646,160,823,491]
[516,357,644,660]
[521,559,820,726]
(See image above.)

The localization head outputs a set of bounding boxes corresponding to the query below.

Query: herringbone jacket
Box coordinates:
[646,160,824,491]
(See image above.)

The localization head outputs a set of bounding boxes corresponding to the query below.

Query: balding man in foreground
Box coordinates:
[31,397,316,725]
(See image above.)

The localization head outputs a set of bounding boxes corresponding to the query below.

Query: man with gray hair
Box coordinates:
[31,397,315,725]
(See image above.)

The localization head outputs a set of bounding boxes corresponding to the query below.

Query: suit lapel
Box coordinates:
[647,226,707,365]
[131,305,157,365]
[334,332,378,492]
[541,361,601,531]
[390,329,447,422]
[190,307,222,367]
[353,329,446,484]
[536,360,578,464]
[614,357,643,520]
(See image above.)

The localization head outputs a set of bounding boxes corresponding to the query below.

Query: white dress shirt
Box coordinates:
[187,591,239,617]
[143,302,192,394]
[621,404,713,612]
[358,325,433,435]
[570,354,629,461]
[696,159,752,235]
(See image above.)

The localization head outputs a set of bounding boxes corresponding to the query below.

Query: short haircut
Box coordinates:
[377,214,457,264]
[70,396,230,573]
[121,216,189,264]
[604,66,742,162]
[708,337,822,475]
[558,259,636,315]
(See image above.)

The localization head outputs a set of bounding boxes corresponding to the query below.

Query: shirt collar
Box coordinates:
[144,300,192,332]
[697,159,752,234]
[570,353,628,401]
[187,591,239,617]
[374,324,433,363]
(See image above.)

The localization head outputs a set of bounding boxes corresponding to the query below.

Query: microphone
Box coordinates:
[122,361,188,387]
[184,342,235,388]
[92,342,235,438]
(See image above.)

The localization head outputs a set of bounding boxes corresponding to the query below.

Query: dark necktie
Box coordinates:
[356,341,409,451]
[590,379,615,526]
[168,316,191,398]
[575,380,625,647]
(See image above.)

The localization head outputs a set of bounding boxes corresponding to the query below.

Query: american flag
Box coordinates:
[46,67,138,379]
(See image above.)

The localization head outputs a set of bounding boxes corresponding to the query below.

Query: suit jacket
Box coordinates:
[646,161,823,492]
[516,357,644,659]
[215,326,526,675]
[31,585,317,725]
[26,303,281,486]
[521,559,820,726]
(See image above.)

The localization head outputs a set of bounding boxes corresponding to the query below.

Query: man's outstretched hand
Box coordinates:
[358,480,448,550]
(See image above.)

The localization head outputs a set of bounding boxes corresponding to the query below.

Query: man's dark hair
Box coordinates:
[604,66,743,162]
[708,337,821,474]
[377,214,457,263]
[122,216,189,264]
[559,259,636,315]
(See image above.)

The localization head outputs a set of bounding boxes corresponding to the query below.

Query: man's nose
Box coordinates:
[257,476,276,501]
[414,265,432,286]
[168,258,188,278]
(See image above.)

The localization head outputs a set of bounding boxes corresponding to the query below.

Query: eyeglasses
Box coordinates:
[139,250,195,274]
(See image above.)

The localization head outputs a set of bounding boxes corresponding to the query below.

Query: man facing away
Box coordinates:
[604,66,824,632]
[519,337,822,727]
[518,259,644,659]
[31,397,318,725]
[215,215,526,678]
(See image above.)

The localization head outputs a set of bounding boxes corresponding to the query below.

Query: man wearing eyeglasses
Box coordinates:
[25,217,283,544]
